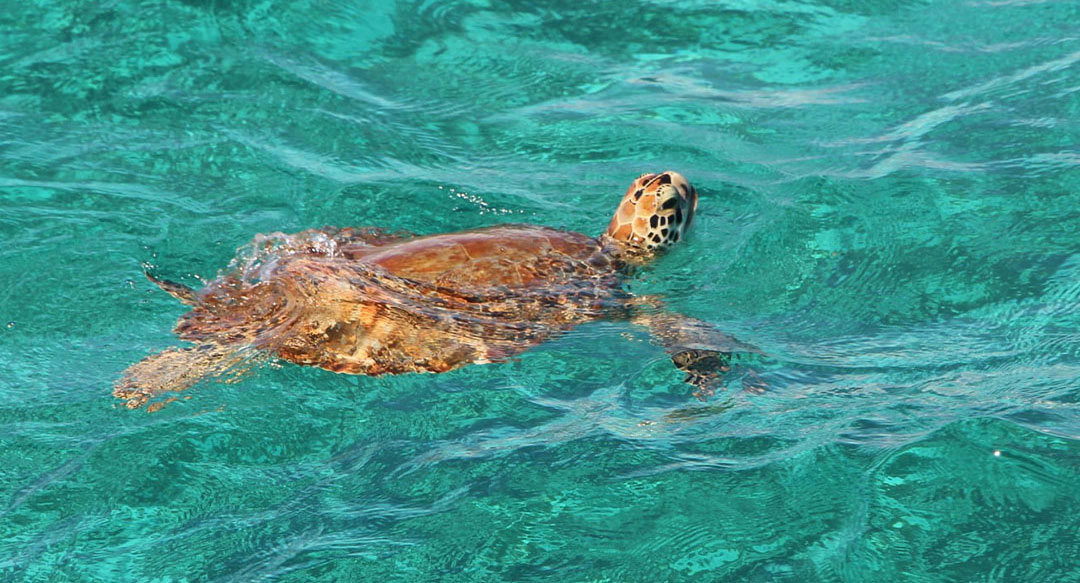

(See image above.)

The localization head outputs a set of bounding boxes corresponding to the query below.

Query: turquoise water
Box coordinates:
[3,0,1080,580]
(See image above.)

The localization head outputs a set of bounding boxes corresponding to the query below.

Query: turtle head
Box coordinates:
[602,171,698,258]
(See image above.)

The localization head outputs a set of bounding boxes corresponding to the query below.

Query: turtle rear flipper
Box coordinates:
[145,272,198,305]
[114,343,262,410]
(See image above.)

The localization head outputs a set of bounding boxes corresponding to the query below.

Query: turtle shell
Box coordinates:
[172,225,630,376]
[348,225,616,287]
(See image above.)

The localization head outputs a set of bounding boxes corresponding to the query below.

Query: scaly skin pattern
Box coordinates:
[603,171,697,254]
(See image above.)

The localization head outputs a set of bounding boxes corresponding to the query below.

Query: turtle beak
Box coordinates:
[666,171,697,233]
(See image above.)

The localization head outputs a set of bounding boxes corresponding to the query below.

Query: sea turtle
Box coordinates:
[115,171,752,410]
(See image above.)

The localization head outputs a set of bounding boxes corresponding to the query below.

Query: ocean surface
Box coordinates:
[3,0,1080,581]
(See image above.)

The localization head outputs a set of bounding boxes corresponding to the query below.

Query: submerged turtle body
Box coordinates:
[115,171,740,409]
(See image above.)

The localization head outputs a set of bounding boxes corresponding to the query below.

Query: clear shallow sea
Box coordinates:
[2,0,1080,581]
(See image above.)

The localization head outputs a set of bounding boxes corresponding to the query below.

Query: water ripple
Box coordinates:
[3,0,1080,580]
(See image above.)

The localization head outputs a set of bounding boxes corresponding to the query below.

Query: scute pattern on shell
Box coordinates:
[173,225,630,376]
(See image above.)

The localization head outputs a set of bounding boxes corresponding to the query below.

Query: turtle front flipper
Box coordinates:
[627,295,762,399]
[671,348,731,400]
[114,343,262,410]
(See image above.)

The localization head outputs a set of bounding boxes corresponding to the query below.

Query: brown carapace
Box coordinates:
[114,171,749,410]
